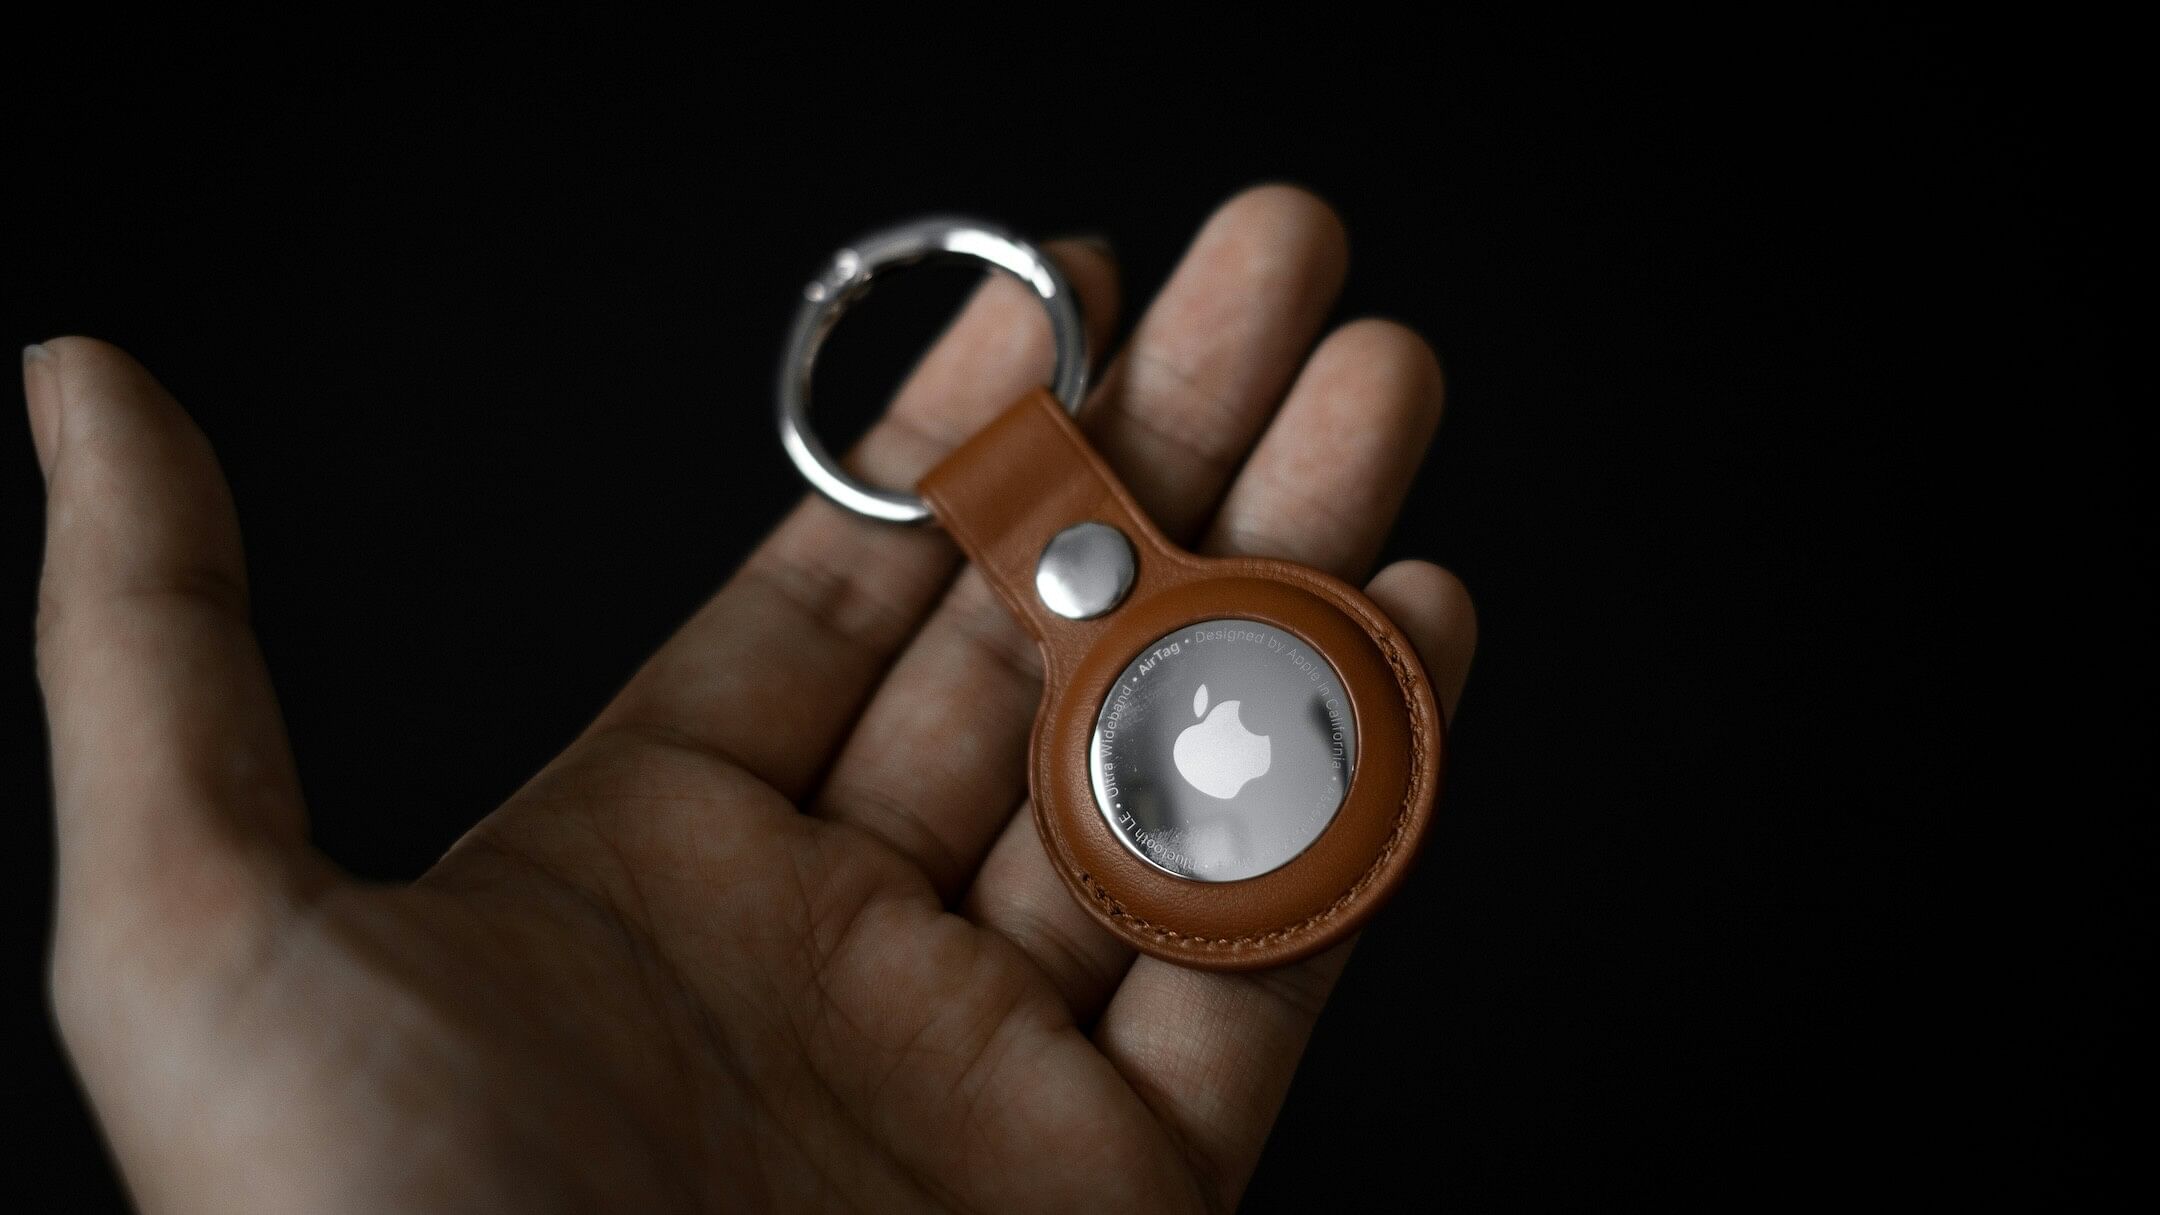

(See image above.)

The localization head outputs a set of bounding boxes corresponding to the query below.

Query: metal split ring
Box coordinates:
[775,218,1089,524]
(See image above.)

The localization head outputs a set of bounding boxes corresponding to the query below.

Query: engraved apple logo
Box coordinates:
[1173,684,1272,799]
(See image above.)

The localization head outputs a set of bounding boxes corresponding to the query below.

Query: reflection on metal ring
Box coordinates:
[775,218,1089,524]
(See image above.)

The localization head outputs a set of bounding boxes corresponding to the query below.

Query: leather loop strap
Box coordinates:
[920,388,1198,684]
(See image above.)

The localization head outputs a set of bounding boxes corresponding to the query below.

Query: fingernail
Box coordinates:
[22,343,58,478]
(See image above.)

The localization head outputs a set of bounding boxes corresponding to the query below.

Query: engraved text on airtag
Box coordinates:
[1089,619,1357,882]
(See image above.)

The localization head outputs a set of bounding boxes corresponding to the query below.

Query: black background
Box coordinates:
[3,20,2139,1209]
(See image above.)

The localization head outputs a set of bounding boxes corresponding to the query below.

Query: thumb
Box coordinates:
[27,338,324,1023]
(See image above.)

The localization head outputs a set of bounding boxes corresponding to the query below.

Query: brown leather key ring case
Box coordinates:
[921,389,1446,970]
[776,218,1444,971]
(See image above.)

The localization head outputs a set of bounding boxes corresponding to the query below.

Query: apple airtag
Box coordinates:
[1088,619,1358,882]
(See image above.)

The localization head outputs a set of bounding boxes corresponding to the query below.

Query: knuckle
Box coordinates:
[827,782,966,892]
[943,575,1043,685]
[1216,512,1342,568]
[742,546,914,657]
[1105,357,1249,474]
[152,562,253,618]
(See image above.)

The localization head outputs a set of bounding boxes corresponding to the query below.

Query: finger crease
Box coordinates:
[824,789,968,896]
[740,550,920,656]
[940,588,1043,688]
[1104,351,1254,475]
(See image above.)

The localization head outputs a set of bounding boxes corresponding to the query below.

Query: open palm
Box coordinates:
[32,188,1476,1213]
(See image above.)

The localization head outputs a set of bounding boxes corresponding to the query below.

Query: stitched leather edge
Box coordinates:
[1049,567,1434,953]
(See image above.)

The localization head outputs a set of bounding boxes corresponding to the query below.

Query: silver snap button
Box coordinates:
[1034,522,1136,620]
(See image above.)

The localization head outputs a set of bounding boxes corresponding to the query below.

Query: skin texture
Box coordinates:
[29,186,1477,1213]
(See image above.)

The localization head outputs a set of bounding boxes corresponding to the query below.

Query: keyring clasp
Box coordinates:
[776,218,1090,524]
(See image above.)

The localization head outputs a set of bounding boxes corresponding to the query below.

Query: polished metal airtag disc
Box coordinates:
[1089,619,1357,882]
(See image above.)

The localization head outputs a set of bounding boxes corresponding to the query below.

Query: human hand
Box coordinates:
[31,186,1475,1212]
